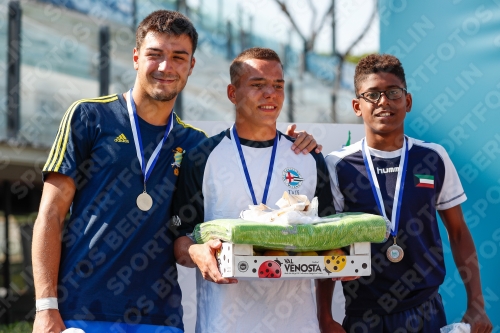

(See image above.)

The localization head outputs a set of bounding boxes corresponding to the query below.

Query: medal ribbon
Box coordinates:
[127,89,174,186]
[361,137,408,236]
[231,125,278,205]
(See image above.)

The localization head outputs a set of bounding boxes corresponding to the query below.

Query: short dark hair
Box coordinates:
[136,10,198,55]
[354,54,406,94]
[230,47,283,86]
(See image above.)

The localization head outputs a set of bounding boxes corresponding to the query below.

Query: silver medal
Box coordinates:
[137,192,153,211]
[127,89,173,214]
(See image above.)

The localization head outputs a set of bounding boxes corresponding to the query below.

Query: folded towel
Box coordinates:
[194,212,389,251]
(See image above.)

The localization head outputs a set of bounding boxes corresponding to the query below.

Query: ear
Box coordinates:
[227,84,237,105]
[188,56,196,76]
[352,98,363,117]
[133,48,139,70]
[405,92,412,113]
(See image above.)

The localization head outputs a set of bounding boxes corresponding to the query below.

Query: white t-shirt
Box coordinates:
[173,129,334,333]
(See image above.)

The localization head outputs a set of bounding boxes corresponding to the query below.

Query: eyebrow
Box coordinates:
[248,77,285,83]
[145,47,162,52]
[363,84,401,90]
[145,47,190,56]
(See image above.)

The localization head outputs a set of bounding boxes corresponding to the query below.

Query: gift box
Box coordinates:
[217,242,371,279]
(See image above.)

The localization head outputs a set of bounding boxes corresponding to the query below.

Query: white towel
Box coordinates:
[240,192,335,225]
[440,323,470,333]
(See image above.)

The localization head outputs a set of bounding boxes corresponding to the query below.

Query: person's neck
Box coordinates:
[124,89,175,126]
[234,121,277,141]
[365,132,405,152]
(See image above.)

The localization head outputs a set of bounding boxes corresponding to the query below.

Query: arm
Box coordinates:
[32,173,75,332]
[174,236,237,284]
[316,279,345,333]
[439,205,492,333]
[171,136,237,284]
[286,124,323,154]
[314,155,352,332]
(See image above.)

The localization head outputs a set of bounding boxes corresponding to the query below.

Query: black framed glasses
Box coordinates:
[357,87,407,103]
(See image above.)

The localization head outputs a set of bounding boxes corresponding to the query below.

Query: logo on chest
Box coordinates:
[282,167,304,188]
[171,147,185,176]
[376,166,399,174]
[114,133,129,143]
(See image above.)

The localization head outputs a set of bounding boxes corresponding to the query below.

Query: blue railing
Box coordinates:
[34,0,349,87]
[0,0,358,146]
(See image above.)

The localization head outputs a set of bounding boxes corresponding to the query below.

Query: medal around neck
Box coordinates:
[137,192,153,211]
[362,137,409,263]
[126,89,174,213]
[387,243,404,262]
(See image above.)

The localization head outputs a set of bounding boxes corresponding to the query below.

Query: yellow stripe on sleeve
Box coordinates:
[44,95,119,172]
[43,100,79,172]
[175,114,207,137]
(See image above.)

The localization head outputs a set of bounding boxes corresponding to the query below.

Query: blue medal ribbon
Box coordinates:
[231,125,278,205]
[361,137,408,237]
[127,89,174,188]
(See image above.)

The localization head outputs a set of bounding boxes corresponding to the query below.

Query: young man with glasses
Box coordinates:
[317,54,492,332]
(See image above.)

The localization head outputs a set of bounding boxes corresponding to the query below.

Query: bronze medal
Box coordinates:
[386,236,404,262]
[387,244,404,262]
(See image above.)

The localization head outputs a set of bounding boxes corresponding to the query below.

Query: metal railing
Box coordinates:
[0,0,359,147]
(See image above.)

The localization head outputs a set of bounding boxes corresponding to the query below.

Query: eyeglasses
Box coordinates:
[357,87,407,103]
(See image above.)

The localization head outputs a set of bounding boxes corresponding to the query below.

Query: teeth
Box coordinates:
[261,106,274,109]
[379,112,391,116]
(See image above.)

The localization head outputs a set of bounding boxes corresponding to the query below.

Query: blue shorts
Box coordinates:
[64,320,183,333]
[342,294,447,333]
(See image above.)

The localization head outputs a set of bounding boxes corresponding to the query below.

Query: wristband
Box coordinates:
[35,297,59,312]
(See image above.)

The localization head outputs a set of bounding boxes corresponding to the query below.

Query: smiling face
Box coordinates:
[133,31,195,103]
[353,72,412,145]
[227,59,284,139]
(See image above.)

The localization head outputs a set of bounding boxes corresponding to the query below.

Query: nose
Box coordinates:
[157,59,172,72]
[377,91,391,104]
[262,85,277,98]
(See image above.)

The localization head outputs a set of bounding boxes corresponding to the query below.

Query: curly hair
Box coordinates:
[354,54,406,94]
[136,10,198,55]
[230,47,283,86]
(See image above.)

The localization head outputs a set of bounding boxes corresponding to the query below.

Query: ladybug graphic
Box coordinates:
[324,255,347,273]
[258,260,282,278]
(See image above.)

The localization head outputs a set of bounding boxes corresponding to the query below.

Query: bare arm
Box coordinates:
[32,173,75,332]
[439,205,492,333]
[316,279,345,333]
[174,236,237,284]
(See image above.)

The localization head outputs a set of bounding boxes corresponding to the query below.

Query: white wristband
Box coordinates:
[35,297,59,312]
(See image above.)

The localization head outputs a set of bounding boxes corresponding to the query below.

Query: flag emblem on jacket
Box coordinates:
[415,174,434,188]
